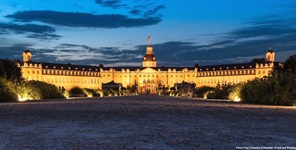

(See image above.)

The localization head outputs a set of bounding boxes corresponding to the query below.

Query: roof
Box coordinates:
[23,50,31,53]
[41,62,101,71]
[20,61,263,73]
[267,48,274,53]
[22,61,101,72]
[197,63,256,71]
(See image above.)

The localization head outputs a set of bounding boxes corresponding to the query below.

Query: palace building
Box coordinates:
[20,37,274,94]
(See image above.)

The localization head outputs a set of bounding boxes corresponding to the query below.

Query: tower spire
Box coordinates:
[143,35,156,67]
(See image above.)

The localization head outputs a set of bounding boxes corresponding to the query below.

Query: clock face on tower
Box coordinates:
[153,57,155,60]
[144,57,146,60]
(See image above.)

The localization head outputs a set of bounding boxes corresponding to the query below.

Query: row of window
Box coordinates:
[198,70,255,76]
[169,74,195,78]
[104,74,196,78]
[26,70,40,74]
[46,78,100,84]
[197,77,253,84]
[42,70,100,76]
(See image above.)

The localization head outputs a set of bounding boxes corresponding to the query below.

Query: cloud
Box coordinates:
[150,13,296,66]
[6,10,161,28]
[103,62,142,67]
[26,33,61,40]
[0,43,33,60]
[94,0,165,18]
[3,8,296,67]
[129,9,141,15]
[227,14,296,39]
[0,22,60,40]
[24,43,144,66]
[0,23,54,34]
[144,5,166,17]
[95,0,126,9]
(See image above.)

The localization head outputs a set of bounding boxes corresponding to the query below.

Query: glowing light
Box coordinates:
[203,91,214,99]
[233,96,241,102]
[18,95,28,102]
[86,94,93,97]
[203,94,207,99]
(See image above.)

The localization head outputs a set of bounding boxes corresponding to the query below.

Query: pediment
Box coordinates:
[140,67,157,73]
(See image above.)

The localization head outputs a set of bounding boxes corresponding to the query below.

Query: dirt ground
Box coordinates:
[0,95,295,149]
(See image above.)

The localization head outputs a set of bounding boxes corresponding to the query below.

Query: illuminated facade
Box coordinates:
[20,38,274,94]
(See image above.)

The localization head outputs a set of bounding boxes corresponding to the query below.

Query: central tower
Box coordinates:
[142,35,157,67]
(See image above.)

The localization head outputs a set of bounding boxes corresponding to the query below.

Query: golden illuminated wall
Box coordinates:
[266,51,275,63]
[99,67,197,90]
[143,61,157,68]
[20,57,273,95]
[254,63,273,78]
[195,63,273,87]
[21,62,102,90]
[22,51,32,62]
[21,63,43,81]
[21,61,273,92]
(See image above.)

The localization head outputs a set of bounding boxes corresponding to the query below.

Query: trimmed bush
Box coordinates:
[195,86,215,98]
[69,87,85,95]
[27,81,64,99]
[195,86,215,94]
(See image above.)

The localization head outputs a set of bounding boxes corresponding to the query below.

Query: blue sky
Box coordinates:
[1,0,296,67]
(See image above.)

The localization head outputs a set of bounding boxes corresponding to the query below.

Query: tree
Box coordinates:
[0,59,22,81]
[283,54,296,73]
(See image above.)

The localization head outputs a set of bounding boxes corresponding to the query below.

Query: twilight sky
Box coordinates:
[1,0,296,67]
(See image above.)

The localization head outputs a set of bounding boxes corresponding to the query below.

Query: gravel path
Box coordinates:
[0,95,295,149]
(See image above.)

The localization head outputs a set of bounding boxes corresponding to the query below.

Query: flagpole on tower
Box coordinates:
[148,35,150,45]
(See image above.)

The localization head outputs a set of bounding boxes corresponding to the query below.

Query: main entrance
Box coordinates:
[139,84,157,94]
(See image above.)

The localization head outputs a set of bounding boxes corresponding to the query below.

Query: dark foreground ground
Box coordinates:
[0,95,295,149]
